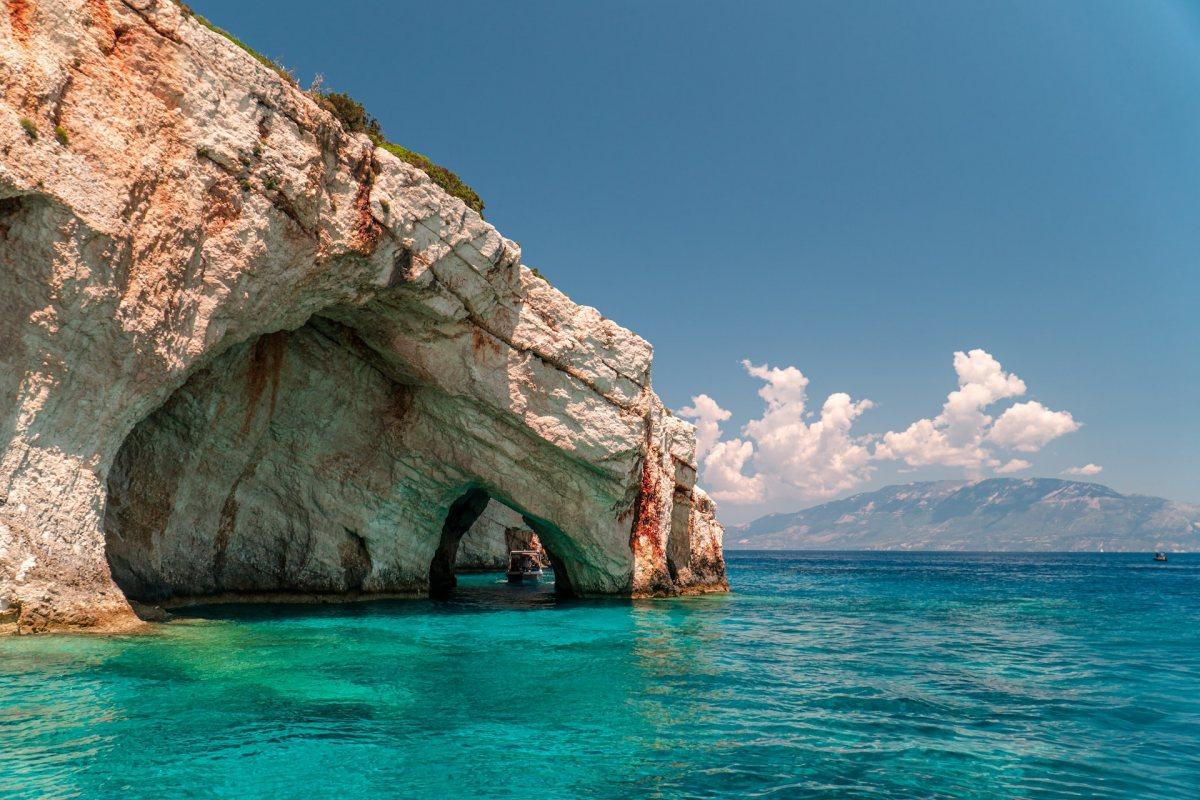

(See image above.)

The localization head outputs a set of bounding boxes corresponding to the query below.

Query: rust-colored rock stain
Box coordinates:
[629,445,665,560]
[7,0,33,46]
[202,178,242,235]
[470,326,503,357]
[242,331,287,434]
[84,0,112,39]
[350,151,381,254]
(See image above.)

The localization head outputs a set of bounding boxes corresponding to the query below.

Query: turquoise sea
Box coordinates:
[3,552,1199,799]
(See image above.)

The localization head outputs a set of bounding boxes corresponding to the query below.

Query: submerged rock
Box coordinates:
[0,0,726,633]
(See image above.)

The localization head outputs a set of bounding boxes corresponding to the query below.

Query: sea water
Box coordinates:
[2,552,1198,799]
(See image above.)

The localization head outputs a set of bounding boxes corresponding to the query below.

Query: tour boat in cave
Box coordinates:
[507,551,544,583]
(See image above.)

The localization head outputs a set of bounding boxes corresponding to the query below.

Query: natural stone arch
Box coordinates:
[427,489,578,599]
[428,488,494,598]
[453,500,546,573]
[0,0,727,633]
[101,317,634,608]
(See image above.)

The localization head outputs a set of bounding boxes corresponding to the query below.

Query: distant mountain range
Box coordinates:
[730,478,1200,552]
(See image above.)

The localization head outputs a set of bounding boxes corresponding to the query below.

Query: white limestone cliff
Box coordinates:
[0,0,727,633]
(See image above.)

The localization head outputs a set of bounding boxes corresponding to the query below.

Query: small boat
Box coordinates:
[1154,552,1168,562]
[507,550,543,583]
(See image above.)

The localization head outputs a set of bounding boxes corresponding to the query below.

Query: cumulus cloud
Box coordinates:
[678,394,730,461]
[1063,463,1103,476]
[996,458,1032,474]
[700,439,764,503]
[875,349,1028,470]
[987,401,1080,452]
[679,360,875,504]
[680,348,1086,506]
[740,360,876,501]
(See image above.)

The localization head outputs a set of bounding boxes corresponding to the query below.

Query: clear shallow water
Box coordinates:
[3,553,1199,800]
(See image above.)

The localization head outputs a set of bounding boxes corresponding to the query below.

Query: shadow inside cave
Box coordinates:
[430,486,578,600]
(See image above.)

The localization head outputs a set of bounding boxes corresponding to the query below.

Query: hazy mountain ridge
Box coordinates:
[732,478,1200,551]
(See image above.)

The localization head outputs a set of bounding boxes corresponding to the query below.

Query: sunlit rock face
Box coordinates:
[0,0,726,633]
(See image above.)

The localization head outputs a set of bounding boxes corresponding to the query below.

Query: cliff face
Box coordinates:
[0,0,726,633]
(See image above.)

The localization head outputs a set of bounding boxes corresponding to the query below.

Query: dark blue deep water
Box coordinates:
[3,552,1199,799]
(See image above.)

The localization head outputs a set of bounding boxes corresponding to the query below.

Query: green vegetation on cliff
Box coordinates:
[315,92,484,215]
[177,4,297,86]
[176,3,483,215]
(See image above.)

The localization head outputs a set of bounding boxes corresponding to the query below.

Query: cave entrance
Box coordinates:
[101,319,598,611]
[428,489,578,600]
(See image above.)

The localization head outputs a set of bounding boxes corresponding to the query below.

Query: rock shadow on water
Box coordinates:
[165,572,637,625]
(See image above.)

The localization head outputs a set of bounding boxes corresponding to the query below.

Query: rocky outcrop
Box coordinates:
[0,0,726,633]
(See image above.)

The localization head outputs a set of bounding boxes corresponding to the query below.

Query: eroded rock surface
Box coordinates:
[0,0,727,633]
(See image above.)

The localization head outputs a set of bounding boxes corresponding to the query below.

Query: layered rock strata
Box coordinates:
[0,0,727,633]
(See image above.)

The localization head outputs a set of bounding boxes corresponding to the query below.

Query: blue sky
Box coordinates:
[189,0,1200,521]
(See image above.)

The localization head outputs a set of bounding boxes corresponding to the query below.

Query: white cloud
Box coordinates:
[996,458,1032,474]
[875,349,1028,470]
[1063,463,1103,476]
[743,361,810,410]
[682,360,875,504]
[685,348,1086,507]
[678,394,730,461]
[701,438,764,503]
[986,401,1080,452]
[740,361,876,500]
[941,349,1027,436]
[876,417,990,469]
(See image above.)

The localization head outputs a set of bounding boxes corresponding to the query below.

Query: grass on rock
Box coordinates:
[175,3,483,216]
[177,4,297,86]
[315,92,484,215]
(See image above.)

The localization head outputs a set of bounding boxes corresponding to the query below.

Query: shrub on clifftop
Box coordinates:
[174,2,483,215]
[314,92,484,216]
[375,141,484,216]
[316,92,384,142]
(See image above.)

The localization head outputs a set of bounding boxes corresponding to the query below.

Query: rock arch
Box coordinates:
[101,318,626,606]
[453,500,547,574]
[426,490,573,599]
[0,0,726,633]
